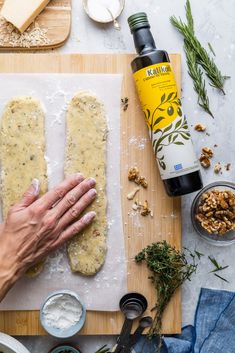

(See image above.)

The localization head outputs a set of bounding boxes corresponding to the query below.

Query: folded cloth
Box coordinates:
[134,288,235,353]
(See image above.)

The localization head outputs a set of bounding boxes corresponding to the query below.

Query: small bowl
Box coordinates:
[49,345,81,353]
[83,0,125,24]
[191,181,235,246]
[40,290,86,338]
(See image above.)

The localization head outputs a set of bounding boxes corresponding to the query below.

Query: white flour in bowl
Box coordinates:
[86,0,122,22]
[42,294,83,330]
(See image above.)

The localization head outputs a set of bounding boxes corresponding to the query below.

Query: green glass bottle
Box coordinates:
[128,12,203,197]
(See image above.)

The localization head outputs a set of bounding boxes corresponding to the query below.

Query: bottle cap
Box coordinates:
[128,12,150,32]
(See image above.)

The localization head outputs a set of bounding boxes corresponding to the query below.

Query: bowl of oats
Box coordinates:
[191,182,235,246]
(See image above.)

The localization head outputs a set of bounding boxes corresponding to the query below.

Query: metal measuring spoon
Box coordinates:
[114,293,148,353]
[105,7,121,30]
[128,316,153,349]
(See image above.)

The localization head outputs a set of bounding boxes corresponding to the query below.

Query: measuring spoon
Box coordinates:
[114,293,148,353]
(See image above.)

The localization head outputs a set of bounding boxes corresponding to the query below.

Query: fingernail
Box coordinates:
[88,188,97,197]
[83,211,96,224]
[88,177,96,187]
[76,173,84,182]
[31,179,40,196]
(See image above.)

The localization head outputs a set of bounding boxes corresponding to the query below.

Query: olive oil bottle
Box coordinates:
[128,13,203,197]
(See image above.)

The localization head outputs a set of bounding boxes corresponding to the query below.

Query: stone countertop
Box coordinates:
[9,0,235,351]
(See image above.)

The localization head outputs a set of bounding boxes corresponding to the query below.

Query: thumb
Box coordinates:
[17,179,41,209]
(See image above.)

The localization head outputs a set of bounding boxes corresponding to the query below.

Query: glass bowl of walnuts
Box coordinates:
[191,181,235,246]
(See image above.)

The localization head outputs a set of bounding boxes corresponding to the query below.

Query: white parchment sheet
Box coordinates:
[0,73,127,311]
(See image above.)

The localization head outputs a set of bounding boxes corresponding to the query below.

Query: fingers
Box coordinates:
[37,173,84,210]
[57,188,97,230]
[51,211,96,251]
[53,177,96,219]
[13,179,40,210]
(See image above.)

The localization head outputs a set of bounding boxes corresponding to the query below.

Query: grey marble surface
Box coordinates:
[5,0,235,351]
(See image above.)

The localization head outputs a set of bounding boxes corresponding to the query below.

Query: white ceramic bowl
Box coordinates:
[83,0,125,24]
[40,290,86,338]
[0,333,31,353]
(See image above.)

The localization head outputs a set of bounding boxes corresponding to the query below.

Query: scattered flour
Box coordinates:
[128,136,147,150]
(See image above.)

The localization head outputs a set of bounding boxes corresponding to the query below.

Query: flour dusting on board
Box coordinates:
[129,136,147,150]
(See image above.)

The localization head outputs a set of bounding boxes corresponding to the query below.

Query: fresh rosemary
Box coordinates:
[170,0,228,96]
[185,43,214,118]
[135,241,197,337]
[94,345,111,353]
[208,256,229,283]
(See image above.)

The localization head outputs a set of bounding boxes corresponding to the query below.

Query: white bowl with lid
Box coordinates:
[83,0,125,24]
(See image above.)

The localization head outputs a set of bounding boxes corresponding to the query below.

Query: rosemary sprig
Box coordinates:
[214,273,229,283]
[94,345,111,353]
[208,256,227,272]
[208,42,216,57]
[170,0,228,95]
[185,43,214,117]
[208,256,229,282]
[194,250,204,260]
[135,241,197,338]
[185,0,194,34]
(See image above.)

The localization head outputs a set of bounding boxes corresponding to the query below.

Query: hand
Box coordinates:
[0,173,97,301]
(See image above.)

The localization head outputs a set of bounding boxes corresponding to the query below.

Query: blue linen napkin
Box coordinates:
[134,288,235,353]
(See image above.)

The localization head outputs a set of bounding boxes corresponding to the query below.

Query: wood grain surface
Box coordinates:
[0,54,181,335]
[0,0,71,50]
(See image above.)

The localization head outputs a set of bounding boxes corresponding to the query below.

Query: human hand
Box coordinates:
[0,173,96,301]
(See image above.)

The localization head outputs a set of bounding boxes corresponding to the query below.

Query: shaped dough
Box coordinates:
[0,97,48,277]
[65,92,107,276]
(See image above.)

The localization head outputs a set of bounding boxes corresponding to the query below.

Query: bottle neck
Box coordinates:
[132,27,157,55]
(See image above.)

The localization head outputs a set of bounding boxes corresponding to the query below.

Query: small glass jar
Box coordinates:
[191,181,235,246]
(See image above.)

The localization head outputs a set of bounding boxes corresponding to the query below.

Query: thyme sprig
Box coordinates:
[135,241,197,338]
[170,0,228,96]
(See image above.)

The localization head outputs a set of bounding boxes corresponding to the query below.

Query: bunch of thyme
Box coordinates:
[170,0,229,117]
[135,241,197,337]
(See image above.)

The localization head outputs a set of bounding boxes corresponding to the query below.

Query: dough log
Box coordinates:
[65,92,107,276]
[0,96,48,277]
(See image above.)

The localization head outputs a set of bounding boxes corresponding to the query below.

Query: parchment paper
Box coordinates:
[0,73,127,311]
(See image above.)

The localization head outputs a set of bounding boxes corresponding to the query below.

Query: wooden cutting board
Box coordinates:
[0,54,181,335]
[0,0,71,50]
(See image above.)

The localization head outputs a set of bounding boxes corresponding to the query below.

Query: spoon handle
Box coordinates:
[114,318,133,353]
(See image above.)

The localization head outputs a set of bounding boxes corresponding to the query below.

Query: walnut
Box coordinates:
[194,124,206,132]
[139,176,148,188]
[128,167,139,181]
[128,167,148,188]
[214,163,222,174]
[199,147,214,168]
[131,199,152,217]
[195,189,235,235]
[127,187,140,200]
[199,155,211,168]
[140,200,151,216]
[225,163,231,171]
[202,147,214,158]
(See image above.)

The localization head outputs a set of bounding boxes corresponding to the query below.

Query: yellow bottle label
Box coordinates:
[133,62,199,180]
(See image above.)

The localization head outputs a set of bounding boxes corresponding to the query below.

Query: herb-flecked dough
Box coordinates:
[0,96,48,277]
[65,92,108,276]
